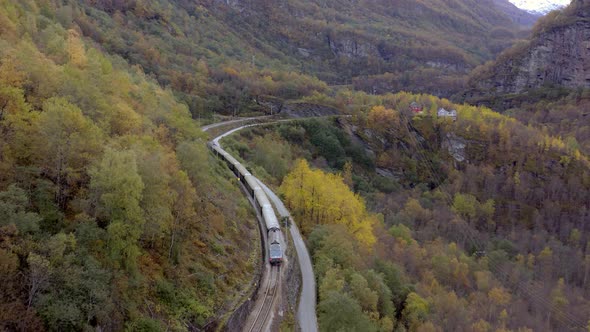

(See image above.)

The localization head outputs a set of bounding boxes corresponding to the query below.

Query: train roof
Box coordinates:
[212,145,224,154]
[262,205,280,230]
[254,189,271,208]
[225,154,239,165]
[235,163,250,176]
[268,228,281,243]
[245,175,261,191]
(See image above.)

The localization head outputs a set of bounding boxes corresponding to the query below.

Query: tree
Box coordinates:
[134,144,175,248]
[342,161,353,189]
[318,291,377,332]
[452,193,477,221]
[168,170,197,262]
[319,267,345,300]
[402,292,430,331]
[403,198,431,228]
[66,29,88,68]
[349,273,378,314]
[251,133,292,180]
[26,253,51,310]
[281,159,376,246]
[0,184,41,234]
[549,278,569,326]
[90,148,144,271]
[488,287,510,320]
[35,97,102,209]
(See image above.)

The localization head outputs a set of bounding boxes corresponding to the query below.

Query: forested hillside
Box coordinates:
[223,89,590,331]
[0,1,260,330]
[2,0,588,331]
[46,0,535,117]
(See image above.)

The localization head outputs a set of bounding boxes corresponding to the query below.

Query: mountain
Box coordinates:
[205,0,537,95]
[65,0,535,107]
[462,0,590,106]
[509,0,571,14]
[1,0,583,331]
[493,0,541,26]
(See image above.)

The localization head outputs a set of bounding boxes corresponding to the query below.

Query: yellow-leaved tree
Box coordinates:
[280,159,376,247]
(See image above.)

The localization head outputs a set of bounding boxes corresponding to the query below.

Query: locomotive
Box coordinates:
[208,141,283,265]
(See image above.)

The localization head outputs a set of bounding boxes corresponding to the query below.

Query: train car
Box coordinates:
[254,188,271,209]
[208,138,283,265]
[245,174,261,197]
[224,154,236,169]
[268,229,283,265]
[211,144,223,157]
[235,163,250,184]
[262,205,280,231]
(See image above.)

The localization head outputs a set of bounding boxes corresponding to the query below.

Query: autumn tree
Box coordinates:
[34,97,102,209]
[281,159,376,246]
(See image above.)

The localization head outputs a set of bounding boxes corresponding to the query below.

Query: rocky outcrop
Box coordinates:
[442,133,468,163]
[469,1,590,95]
[327,33,379,58]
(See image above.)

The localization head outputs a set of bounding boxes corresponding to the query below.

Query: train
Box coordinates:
[208,141,283,265]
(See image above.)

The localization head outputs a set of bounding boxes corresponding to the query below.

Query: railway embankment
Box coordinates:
[282,220,302,329]
[223,268,263,332]
[223,220,266,330]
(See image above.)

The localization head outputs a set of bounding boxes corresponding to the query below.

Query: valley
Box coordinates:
[1,0,590,331]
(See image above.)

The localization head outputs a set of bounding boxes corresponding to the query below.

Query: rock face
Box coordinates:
[471,1,590,94]
[442,133,468,162]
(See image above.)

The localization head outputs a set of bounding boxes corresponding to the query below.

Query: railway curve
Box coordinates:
[203,117,318,332]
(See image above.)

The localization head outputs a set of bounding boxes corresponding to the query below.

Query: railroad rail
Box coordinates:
[246,266,280,332]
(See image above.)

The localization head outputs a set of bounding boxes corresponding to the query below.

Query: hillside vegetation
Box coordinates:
[225,90,590,331]
[0,1,260,330]
[41,0,535,118]
[1,0,585,331]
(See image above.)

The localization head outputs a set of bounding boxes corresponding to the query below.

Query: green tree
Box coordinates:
[550,278,569,326]
[349,272,378,314]
[319,291,377,332]
[452,193,478,221]
[90,148,144,271]
[0,184,41,234]
[402,292,430,331]
[35,97,102,209]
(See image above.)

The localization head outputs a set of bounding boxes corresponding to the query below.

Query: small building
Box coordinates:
[437,108,457,121]
[409,102,423,114]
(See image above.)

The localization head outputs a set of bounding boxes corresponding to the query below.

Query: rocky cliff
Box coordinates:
[466,0,590,97]
[202,0,533,94]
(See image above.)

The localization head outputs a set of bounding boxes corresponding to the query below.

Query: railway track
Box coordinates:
[246,266,280,332]
[205,118,319,331]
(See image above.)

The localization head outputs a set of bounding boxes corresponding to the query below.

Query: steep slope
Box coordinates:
[464,0,590,105]
[206,0,533,93]
[0,1,260,330]
[493,0,541,26]
[55,0,533,114]
[222,90,590,331]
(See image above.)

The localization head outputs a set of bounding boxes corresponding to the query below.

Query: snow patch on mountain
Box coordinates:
[509,0,570,14]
